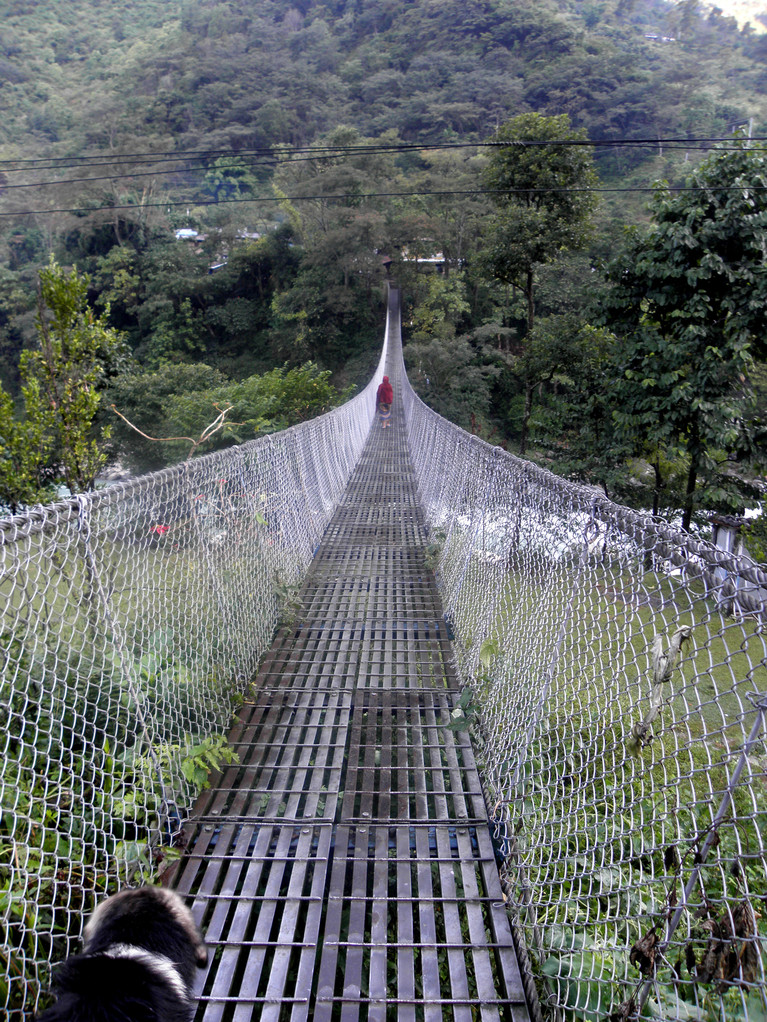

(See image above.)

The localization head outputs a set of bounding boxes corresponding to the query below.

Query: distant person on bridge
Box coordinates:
[376,375,393,429]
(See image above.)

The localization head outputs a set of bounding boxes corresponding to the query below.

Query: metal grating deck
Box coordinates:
[171,361,534,1021]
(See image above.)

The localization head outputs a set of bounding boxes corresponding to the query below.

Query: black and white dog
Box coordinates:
[36,886,208,1022]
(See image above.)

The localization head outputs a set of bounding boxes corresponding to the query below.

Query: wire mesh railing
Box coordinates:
[402,370,767,1021]
[4,279,767,1021]
[0,327,388,1018]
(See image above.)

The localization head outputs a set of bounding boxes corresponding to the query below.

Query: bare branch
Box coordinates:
[110,403,235,460]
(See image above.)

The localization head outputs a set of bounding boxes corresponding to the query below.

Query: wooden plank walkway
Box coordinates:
[171,337,534,1020]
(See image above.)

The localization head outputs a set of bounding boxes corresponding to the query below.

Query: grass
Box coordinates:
[455,554,766,740]
[0,507,290,1020]
[441,544,767,1021]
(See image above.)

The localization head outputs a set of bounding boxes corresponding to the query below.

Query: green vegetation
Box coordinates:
[1,0,766,532]
[0,260,126,509]
[450,545,767,1021]
[511,141,767,528]
[0,623,241,1013]
[0,505,273,1013]
[601,142,767,530]
[482,112,600,454]
[5,10,765,1019]
[109,359,351,472]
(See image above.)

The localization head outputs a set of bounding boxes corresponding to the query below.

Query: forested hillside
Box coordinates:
[1,0,766,530]
[3,0,766,155]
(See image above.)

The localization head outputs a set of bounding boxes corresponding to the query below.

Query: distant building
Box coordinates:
[401,246,459,273]
[174,226,262,271]
[711,514,749,557]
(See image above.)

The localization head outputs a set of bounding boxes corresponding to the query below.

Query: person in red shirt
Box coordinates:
[376,375,393,429]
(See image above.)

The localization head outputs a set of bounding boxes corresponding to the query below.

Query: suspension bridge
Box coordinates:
[170,297,534,1018]
[2,285,766,1022]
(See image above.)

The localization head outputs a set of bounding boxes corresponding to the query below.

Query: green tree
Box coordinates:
[481,112,600,453]
[743,498,767,564]
[165,363,351,453]
[409,273,471,342]
[527,320,632,500]
[404,334,496,429]
[0,260,127,509]
[506,313,583,455]
[110,362,350,472]
[602,141,767,530]
[132,244,209,366]
[203,155,261,201]
[0,381,54,512]
[271,127,392,367]
[108,362,228,473]
[394,147,490,277]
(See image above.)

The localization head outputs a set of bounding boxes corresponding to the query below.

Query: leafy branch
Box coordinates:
[448,638,500,732]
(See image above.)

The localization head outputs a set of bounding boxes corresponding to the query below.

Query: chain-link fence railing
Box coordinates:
[0,326,388,1018]
[6,283,766,1022]
[402,369,767,1021]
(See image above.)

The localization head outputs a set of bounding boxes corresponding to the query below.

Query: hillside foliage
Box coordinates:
[1,0,766,525]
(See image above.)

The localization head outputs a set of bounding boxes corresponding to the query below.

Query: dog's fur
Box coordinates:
[35,886,207,1022]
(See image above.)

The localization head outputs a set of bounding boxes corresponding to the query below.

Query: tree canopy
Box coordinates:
[0,260,126,510]
[482,113,600,306]
[602,141,767,527]
[481,112,600,453]
[0,0,766,529]
[109,361,351,473]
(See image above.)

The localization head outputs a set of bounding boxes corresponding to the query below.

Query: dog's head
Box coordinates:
[35,887,207,1022]
[84,888,207,967]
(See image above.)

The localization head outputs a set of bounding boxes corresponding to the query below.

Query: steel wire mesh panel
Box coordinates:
[403,373,767,1020]
[6,283,767,1021]
[0,344,385,1018]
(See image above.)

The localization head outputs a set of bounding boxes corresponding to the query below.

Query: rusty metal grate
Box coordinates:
[173,376,535,1021]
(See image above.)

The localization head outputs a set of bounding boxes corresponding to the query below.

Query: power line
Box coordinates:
[0,135,763,173]
[2,141,762,192]
[0,137,762,202]
[2,135,764,216]
[0,162,272,191]
[4,182,767,219]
